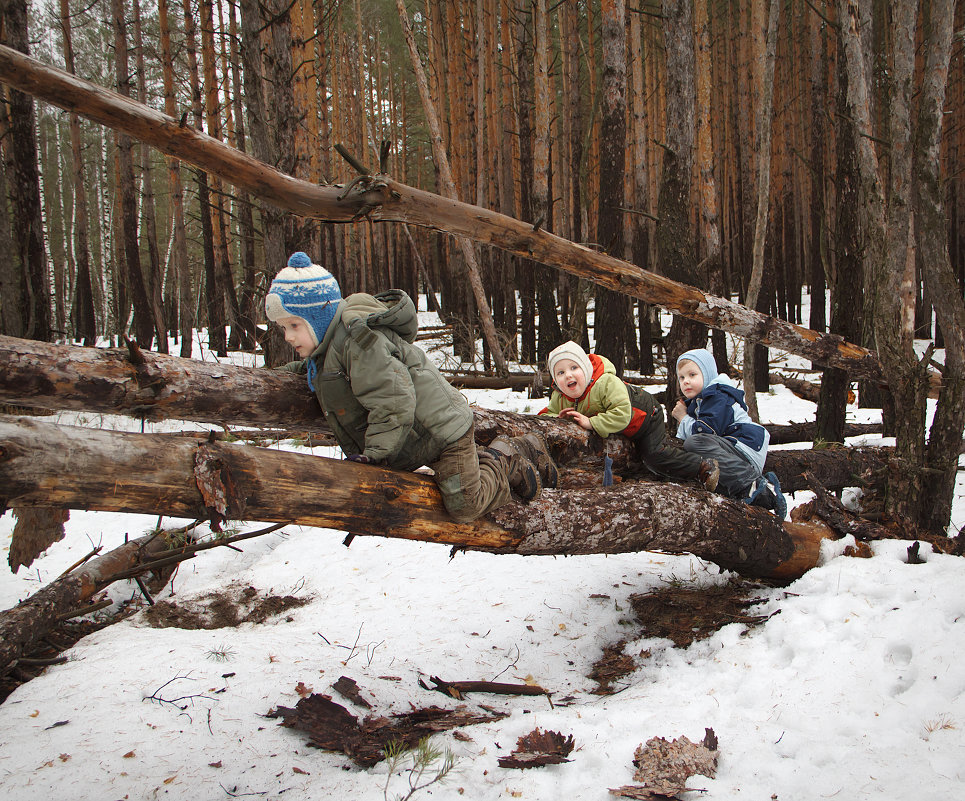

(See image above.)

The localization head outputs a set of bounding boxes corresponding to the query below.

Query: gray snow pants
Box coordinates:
[680,432,762,499]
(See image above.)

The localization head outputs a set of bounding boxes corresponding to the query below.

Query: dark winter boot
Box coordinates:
[487,437,542,500]
[697,459,720,492]
[743,471,788,520]
[511,434,559,489]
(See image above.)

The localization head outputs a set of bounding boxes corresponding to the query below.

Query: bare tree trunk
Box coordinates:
[132,0,168,353]
[395,0,508,374]
[816,22,863,446]
[659,0,705,387]
[742,0,781,422]
[0,0,51,342]
[532,0,562,360]
[594,0,631,371]
[158,0,195,357]
[912,0,965,534]
[58,0,96,345]
[111,0,155,349]
[839,0,928,525]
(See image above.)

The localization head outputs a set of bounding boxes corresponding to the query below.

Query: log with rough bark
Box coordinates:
[0,532,170,673]
[0,415,831,583]
[0,44,881,380]
[0,335,890,493]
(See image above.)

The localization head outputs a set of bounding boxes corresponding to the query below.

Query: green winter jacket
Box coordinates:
[285,290,472,470]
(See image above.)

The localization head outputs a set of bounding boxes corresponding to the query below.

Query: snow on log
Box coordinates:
[0,415,830,582]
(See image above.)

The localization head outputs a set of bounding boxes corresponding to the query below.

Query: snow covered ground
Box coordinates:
[1,315,963,801]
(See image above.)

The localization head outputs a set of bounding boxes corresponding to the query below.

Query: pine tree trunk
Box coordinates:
[132,0,168,353]
[158,0,195,358]
[741,0,780,422]
[395,0,508,374]
[111,0,155,349]
[594,0,631,371]
[659,0,705,385]
[1,0,51,342]
[913,0,965,534]
[59,0,96,346]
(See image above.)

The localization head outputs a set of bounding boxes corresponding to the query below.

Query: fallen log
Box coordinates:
[0,335,890,493]
[0,44,883,380]
[0,532,170,673]
[0,415,831,582]
[766,421,883,445]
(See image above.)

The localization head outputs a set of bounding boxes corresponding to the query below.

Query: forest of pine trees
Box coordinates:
[1,0,964,534]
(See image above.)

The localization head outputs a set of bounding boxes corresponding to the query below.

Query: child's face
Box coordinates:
[554,358,588,397]
[276,316,317,358]
[677,359,704,398]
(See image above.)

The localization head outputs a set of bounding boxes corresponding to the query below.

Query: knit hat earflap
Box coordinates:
[265,252,342,347]
[547,340,593,391]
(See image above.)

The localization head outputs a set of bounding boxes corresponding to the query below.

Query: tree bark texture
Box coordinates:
[0,42,883,381]
[0,2,51,341]
[0,334,890,494]
[0,415,829,583]
[0,532,169,673]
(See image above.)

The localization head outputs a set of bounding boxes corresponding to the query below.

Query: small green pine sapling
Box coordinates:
[382,736,456,801]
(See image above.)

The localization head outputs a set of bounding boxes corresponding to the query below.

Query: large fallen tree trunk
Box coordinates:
[0,415,830,583]
[0,44,881,381]
[0,335,890,493]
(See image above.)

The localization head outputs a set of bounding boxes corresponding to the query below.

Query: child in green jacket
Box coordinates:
[538,340,718,491]
[265,252,558,521]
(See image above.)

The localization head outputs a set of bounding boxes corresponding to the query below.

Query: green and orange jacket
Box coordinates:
[538,353,646,438]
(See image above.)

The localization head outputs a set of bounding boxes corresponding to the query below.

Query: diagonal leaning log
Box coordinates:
[0,43,881,380]
[0,415,830,584]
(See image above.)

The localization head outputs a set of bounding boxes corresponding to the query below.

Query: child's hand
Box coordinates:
[559,408,593,431]
[671,400,688,423]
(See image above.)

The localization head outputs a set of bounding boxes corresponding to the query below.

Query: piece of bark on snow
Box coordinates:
[610,728,719,798]
[9,507,69,572]
[332,676,372,709]
[268,693,506,767]
[498,728,575,769]
[0,415,832,581]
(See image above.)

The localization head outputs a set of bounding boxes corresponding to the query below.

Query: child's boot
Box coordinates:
[486,437,542,500]
[743,471,788,520]
[511,434,559,489]
[697,459,720,492]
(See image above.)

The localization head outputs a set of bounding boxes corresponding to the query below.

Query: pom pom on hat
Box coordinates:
[547,340,593,391]
[265,252,342,347]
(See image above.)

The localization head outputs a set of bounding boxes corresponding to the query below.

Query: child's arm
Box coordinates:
[583,375,633,437]
[538,391,564,417]
[673,400,696,439]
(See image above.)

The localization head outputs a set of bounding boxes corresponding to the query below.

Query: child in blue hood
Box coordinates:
[671,348,787,518]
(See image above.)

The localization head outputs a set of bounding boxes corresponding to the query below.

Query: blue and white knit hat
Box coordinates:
[265,252,341,347]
